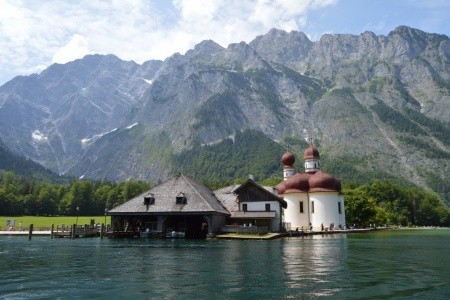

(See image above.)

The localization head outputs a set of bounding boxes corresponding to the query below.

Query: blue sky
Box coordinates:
[0,0,449,85]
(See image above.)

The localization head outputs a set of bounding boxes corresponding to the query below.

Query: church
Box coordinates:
[275,144,346,231]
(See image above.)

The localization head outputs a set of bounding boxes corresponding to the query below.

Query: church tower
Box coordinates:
[304,143,320,173]
[281,151,295,181]
[277,143,345,231]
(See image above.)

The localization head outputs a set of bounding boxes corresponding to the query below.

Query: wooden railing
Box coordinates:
[221,225,269,235]
[51,224,106,238]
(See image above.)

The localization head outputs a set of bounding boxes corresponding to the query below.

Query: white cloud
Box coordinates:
[0,0,337,85]
[52,34,91,64]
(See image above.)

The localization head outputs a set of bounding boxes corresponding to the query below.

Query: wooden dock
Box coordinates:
[51,224,106,238]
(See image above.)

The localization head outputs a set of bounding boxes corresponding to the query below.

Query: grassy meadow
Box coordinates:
[0,216,110,231]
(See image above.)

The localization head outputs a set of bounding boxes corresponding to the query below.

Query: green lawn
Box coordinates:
[0,216,110,231]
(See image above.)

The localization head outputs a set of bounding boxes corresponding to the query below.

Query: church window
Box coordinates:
[243,203,248,212]
[311,201,315,213]
[338,202,342,214]
[299,201,304,213]
[265,203,270,211]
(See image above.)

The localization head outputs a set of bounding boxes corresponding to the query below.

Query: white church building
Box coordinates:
[276,144,346,231]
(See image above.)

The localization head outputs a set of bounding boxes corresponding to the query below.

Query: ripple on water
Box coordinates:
[1,230,449,299]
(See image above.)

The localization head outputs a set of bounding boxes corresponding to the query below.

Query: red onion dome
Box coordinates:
[308,171,341,192]
[276,172,312,194]
[304,145,320,160]
[281,151,295,167]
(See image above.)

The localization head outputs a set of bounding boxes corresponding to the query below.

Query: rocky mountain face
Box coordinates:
[0,26,449,201]
[0,137,67,182]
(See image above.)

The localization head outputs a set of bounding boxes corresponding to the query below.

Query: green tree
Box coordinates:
[36,184,58,215]
[343,187,378,226]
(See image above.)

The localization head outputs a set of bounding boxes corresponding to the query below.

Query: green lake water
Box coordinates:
[1,229,449,299]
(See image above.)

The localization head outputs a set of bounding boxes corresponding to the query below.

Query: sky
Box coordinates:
[1,0,449,86]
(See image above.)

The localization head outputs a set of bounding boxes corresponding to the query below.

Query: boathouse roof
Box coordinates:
[214,184,241,212]
[109,173,230,216]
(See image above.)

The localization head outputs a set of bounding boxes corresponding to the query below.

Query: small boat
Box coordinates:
[166,228,185,238]
[140,228,163,238]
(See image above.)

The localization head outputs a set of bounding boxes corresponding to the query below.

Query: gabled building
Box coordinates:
[215,179,287,232]
[108,173,230,238]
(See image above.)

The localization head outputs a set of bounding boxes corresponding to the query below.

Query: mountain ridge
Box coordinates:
[0,26,449,204]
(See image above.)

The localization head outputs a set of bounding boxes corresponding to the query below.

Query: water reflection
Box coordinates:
[282,235,348,297]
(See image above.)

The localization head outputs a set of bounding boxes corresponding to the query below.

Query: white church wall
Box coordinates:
[283,193,309,230]
[338,194,346,227]
[309,192,345,229]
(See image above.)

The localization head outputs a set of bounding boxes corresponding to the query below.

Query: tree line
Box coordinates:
[343,180,450,227]
[1,170,449,227]
[0,171,150,216]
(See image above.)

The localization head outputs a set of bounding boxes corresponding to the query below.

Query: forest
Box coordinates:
[343,180,449,227]
[0,170,449,227]
[0,171,150,216]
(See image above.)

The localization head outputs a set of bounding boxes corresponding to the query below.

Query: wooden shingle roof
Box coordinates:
[214,184,241,212]
[109,173,230,216]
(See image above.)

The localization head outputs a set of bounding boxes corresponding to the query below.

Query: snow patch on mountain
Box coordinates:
[142,78,153,85]
[126,123,138,129]
[81,128,118,147]
[32,130,48,142]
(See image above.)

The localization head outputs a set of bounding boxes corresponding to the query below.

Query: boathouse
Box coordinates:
[108,173,230,238]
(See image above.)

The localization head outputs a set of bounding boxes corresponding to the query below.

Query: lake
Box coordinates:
[1,229,449,299]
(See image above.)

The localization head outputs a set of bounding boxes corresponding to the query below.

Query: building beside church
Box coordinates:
[108,173,230,238]
[275,144,346,231]
[215,179,287,232]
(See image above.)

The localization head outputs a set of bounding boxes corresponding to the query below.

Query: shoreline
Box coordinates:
[0,231,51,236]
[1,226,447,239]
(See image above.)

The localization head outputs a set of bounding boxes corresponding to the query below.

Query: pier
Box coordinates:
[1,226,380,239]
[51,224,101,238]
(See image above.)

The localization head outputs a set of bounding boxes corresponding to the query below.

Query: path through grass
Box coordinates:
[0,216,110,231]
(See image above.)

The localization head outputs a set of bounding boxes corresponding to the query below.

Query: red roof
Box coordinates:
[309,171,341,192]
[276,171,341,194]
[276,172,312,194]
[304,145,320,160]
[281,151,295,167]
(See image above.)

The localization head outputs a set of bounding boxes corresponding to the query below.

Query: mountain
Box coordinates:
[0,26,449,204]
[0,138,68,182]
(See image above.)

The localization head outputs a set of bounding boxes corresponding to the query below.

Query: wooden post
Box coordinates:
[51,224,54,239]
[71,224,75,238]
[28,224,33,240]
[100,223,104,239]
